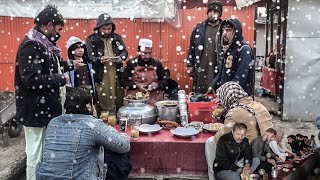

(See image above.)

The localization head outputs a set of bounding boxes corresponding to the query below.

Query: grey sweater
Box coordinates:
[251,136,276,161]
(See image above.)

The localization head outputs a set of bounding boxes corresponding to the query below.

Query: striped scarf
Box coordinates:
[216,81,255,115]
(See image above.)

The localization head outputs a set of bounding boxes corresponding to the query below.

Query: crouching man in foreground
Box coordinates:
[36,87,130,179]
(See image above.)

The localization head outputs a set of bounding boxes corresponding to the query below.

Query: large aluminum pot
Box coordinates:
[117,99,157,124]
[155,100,179,122]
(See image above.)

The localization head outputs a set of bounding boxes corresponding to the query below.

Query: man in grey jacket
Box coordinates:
[251,128,277,173]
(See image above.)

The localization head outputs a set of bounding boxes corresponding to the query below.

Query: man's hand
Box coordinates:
[288,152,294,158]
[236,168,243,173]
[100,56,110,64]
[267,159,277,166]
[72,59,84,70]
[149,82,158,90]
[187,67,194,77]
[136,84,148,92]
[242,165,251,175]
[115,56,122,63]
[205,87,215,95]
[64,74,70,85]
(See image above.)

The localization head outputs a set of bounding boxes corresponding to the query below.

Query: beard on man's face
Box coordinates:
[222,36,229,45]
[208,17,219,23]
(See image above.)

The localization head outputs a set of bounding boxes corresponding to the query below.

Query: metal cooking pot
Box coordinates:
[155,100,179,122]
[117,99,157,124]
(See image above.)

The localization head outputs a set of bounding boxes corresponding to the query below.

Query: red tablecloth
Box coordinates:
[116,126,213,178]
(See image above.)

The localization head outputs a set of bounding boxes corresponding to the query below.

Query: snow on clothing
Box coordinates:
[66,36,96,101]
[36,114,130,180]
[85,14,128,84]
[210,18,255,96]
[15,27,68,127]
[120,56,168,106]
[187,19,221,93]
[85,14,128,115]
[214,82,274,144]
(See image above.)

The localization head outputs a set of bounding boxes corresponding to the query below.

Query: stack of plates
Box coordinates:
[178,90,188,126]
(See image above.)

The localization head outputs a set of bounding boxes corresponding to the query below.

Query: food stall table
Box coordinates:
[115,126,212,179]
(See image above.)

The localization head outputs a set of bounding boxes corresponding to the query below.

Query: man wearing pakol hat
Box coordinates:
[120,38,168,106]
[187,1,223,94]
[86,13,128,117]
[206,17,255,96]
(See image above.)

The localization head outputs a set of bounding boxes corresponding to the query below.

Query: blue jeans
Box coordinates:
[216,157,260,180]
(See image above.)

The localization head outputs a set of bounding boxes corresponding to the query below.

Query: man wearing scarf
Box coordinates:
[207,18,255,96]
[205,82,273,180]
[14,5,70,180]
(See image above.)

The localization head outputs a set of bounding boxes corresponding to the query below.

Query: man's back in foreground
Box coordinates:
[37,87,130,179]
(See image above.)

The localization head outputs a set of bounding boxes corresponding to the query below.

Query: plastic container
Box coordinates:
[187,94,219,124]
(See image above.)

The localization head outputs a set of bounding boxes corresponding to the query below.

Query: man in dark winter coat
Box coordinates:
[86,13,128,117]
[214,123,260,180]
[207,18,255,96]
[14,4,69,180]
[187,1,223,93]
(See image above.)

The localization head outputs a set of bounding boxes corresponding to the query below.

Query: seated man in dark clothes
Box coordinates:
[251,128,278,173]
[213,123,260,180]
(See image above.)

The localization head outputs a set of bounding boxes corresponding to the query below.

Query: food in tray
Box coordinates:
[124,92,149,100]
[186,121,204,132]
[162,101,178,107]
[208,123,224,131]
[156,119,179,130]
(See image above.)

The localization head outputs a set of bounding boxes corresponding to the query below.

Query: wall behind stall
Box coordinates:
[0,6,255,92]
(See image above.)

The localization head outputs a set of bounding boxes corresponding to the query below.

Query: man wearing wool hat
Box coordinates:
[187,1,223,94]
[120,38,168,106]
[86,13,128,117]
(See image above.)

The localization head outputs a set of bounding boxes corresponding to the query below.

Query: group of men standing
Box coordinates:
[14,4,167,180]
[187,1,254,96]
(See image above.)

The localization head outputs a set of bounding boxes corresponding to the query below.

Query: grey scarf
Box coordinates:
[26,28,61,56]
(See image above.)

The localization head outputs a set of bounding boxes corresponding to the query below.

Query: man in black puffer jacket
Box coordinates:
[86,13,128,117]
[14,5,68,180]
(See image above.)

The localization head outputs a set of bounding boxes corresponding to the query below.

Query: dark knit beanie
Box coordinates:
[207,1,223,16]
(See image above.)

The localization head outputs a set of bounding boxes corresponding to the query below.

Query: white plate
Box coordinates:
[139,124,162,134]
[203,123,224,133]
[170,127,199,138]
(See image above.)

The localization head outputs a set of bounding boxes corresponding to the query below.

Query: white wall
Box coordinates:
[283,0,320,121]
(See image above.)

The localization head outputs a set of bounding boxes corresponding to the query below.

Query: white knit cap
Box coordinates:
[138,38,153,48]
[66,36,84,49]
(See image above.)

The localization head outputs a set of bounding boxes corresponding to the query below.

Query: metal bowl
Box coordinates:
[250,174,260,180]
